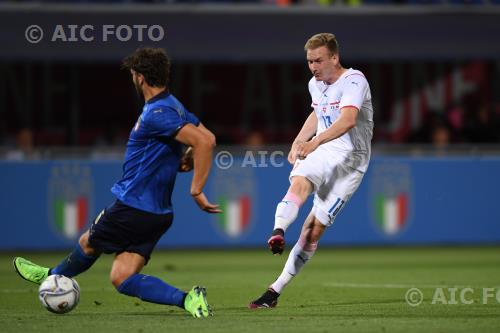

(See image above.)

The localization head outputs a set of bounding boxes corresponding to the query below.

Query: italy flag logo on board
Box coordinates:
[217,196,251,238]
[48,163,93,241]
[53,197,89,239]
[371,163,412,236]
[375,193,408,235]
[212,164,255,240]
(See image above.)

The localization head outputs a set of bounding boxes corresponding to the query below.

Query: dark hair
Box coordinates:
[122,47,170,87]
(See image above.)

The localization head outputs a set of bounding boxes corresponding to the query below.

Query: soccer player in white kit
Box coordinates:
[249,33,374,308]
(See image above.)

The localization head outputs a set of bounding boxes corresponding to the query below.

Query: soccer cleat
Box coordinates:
[268,229,285,255]
[184,286,213,318]
[248,288,280,309]
[13,257,50,285]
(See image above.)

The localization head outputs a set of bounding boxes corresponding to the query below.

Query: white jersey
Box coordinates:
[308,68,373,172]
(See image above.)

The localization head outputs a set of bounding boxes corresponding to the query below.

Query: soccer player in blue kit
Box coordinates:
[13,48,221,318]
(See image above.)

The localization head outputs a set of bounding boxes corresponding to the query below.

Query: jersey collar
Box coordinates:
[323,68,352,86]
[146,89,170,104]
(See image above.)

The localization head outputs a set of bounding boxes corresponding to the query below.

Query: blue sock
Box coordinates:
[50,244,99,277]
[117,274,187,308]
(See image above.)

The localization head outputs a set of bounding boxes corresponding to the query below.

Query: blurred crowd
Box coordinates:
[407,102,500,148]
[1,0,498,158]
[4,100,500,160]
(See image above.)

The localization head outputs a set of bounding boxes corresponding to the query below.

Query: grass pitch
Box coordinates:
[1,247,499,332]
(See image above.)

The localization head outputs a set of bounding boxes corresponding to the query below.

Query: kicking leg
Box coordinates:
[269,176,313,255]
[50,230,100,277]
[13,230,100,284]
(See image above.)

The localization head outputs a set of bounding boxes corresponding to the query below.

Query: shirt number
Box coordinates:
[322,115,332,128]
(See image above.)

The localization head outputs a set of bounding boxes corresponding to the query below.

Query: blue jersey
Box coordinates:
[111,90,199,214]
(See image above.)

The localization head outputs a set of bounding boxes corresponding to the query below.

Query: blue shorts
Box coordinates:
[88,200,173,264]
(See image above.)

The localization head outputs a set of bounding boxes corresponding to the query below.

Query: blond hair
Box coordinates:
[304,33,339,56]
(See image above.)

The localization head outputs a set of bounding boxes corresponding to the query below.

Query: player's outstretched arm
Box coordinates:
[197,122,216,143]
[175,123,222,213]
[288,111,317,164]
[177,123,214,172]
[314,106,357,145]
[296,107,358,159]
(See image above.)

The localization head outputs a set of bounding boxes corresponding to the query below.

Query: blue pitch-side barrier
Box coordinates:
[1,155,499,250]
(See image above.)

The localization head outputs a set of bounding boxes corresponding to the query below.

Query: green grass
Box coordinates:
[1,247,500,332]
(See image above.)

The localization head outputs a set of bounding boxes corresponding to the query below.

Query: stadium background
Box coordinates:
[1,2,499,249]
[1,2,500,332]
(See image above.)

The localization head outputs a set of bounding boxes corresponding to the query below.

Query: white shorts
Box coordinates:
[289,146,365,227]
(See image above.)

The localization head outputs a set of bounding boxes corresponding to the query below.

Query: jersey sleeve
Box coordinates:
[184,109,200,127]
[146,106,198,138]
[339,75,369,111]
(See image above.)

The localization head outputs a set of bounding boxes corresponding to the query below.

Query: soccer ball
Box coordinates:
[38,274,80,314]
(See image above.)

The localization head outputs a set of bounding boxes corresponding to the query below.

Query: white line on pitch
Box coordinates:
[323,282,500,289]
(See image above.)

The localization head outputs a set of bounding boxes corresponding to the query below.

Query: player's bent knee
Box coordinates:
[78,231,88,247]
[110,264,138,289]
[290,177,313,200]
[110,269,134,289]
[290,176,308,189]
[78,231,98,256]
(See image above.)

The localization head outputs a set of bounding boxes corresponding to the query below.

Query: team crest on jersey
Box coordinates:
[330,101,340,112]
[47,163,94,241]
[134,116,142,131]
[211,165,255,240]
[369,162,413,237]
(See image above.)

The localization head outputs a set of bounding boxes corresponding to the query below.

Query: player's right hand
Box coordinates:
[192,192,222,214]
[287,141,303,164]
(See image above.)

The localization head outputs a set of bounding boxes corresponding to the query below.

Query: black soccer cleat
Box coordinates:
[248,288,280,309]
[268,229,285,255]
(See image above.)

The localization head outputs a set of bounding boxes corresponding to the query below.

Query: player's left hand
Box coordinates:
[192,192,223,214]
[179,147,194,172]
[296,139,320,159]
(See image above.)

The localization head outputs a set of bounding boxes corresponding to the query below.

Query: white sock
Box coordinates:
[270,237,318,294]
[274,192,302,232]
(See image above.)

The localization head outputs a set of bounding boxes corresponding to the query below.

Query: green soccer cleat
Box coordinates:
[184,286,213,318]
[13,257,49,285]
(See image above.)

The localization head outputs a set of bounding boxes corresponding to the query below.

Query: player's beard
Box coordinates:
[133,77,144,99]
